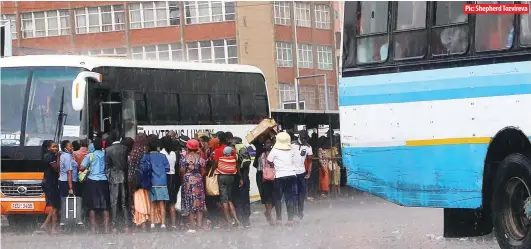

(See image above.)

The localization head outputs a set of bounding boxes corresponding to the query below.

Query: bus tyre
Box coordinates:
[493,154,531,249]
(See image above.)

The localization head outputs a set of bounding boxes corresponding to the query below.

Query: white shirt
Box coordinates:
[267,148,297,178]
[291,142,313,174]
[160,149,177,174]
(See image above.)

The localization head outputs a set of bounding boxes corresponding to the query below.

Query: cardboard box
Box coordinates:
[246,119,278,143]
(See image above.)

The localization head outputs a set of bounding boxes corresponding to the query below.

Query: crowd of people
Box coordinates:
[36,128,342,234]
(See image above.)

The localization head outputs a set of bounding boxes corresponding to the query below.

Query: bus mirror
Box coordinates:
[72,72,102,111]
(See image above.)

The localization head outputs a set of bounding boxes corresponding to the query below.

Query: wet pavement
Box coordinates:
[1,192,499,249]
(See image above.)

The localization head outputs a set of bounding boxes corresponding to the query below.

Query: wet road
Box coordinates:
[2,193,499,249]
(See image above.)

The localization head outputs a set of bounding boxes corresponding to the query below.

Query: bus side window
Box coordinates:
[210,94,241,124]
[393,1,427,59]
[475,1,514,52]
[356,1,389,64]
[134,92,149,124]
[148,92,179,124]
[431,1,468,56]
[179,94,211,125]
[520,2,531,46]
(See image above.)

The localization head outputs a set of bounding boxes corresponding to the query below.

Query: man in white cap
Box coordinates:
[267,132,298,225]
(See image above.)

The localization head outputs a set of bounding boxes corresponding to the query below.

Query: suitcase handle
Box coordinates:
[65,195,77,219]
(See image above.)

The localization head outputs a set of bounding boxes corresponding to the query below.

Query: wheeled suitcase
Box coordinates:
[61,195,83,226]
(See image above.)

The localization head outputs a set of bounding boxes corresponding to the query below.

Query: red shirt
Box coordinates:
[213,144,237,162]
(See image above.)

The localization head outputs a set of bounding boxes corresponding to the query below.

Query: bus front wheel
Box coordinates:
[493,154,531,249]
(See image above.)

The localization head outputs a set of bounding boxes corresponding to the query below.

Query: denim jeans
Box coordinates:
[274,175,297,221]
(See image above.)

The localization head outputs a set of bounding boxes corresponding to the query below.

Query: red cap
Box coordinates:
[186,139,200,150]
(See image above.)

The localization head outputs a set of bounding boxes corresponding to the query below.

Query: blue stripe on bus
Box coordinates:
[339,61,531,106]
[339,84,531,106]
[342,143,487,209]
[339,61,531,88]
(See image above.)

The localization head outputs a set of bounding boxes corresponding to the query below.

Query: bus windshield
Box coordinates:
[1,67,84,146]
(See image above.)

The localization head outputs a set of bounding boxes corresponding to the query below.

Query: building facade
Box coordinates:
[1,1,339,111]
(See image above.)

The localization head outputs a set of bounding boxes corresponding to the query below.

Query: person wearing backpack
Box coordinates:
[140,139,170,230]
[80,138,111,233]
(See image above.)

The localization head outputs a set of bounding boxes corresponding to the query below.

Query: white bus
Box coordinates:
[0,55,269,220]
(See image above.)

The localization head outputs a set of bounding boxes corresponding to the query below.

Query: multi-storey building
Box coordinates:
[1,1,339,111]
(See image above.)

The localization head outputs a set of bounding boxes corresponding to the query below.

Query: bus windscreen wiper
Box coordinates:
[53,87,68,143]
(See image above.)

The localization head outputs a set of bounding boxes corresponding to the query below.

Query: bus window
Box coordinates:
[520,2,531,46]
[356,1,389,64]
[393,1,427,59]
[211,94,241,123]
[240,94,268,123]
[148,92,180,123]
[134,92,149,124]
[475,1,514,52]
[25,67,83,144]
[179,94,211,124]
[342,1,357,68]
[1,68,28,146]
[431,1,468,56]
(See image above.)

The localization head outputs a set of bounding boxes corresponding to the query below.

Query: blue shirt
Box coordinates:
[81,150,107,181]
[140,152,170,187]
[59,151,78,182]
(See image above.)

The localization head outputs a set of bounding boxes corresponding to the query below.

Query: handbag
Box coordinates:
[205,159,220,196]
[78,153,93,183]
[261,152,275,181]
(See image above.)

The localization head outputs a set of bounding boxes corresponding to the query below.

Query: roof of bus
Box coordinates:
[0,55,265,75]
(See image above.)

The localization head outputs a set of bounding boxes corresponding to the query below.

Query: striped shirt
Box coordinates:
[215,155,237,175]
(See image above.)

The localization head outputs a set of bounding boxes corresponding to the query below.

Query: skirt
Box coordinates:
[133,189,158,225]
[149,186,169,201]
[167,173,180,204]
[256,171,274,205]
[83,179,111,210]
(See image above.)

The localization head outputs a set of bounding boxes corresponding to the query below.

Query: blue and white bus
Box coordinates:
[340,2,531,249]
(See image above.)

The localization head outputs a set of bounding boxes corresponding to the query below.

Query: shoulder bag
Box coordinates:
[205,158,220,196]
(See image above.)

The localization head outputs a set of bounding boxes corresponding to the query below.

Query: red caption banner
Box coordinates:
[463,3,530,14]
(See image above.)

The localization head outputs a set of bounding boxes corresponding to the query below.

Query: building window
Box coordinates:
[314,4,330,29]
[521,1,531,46]
[131,43,183,61]
[129,1,180,29]
[317,45,333,70]
[75,5,125,34]
[186,39,237,64]
[431,1,468,56]
[318,86,337,110]
[1,14,16,40]
[356,2,389,64]
[297,43,313,68]
[81,47,127,56]
[276,41,293,67]
[294,2,311,27]
[273,1,290,25]
[278,83,296,105]
[184,1,235,25]
[300,85,317,110]
[21,10,70,38]
[475,1,514,52]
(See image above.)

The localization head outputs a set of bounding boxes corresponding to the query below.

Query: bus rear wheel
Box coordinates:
[493,154,531,249]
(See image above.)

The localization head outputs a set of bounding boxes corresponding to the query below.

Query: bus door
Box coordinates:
[121,91,137,138]
[94,89,122,135]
